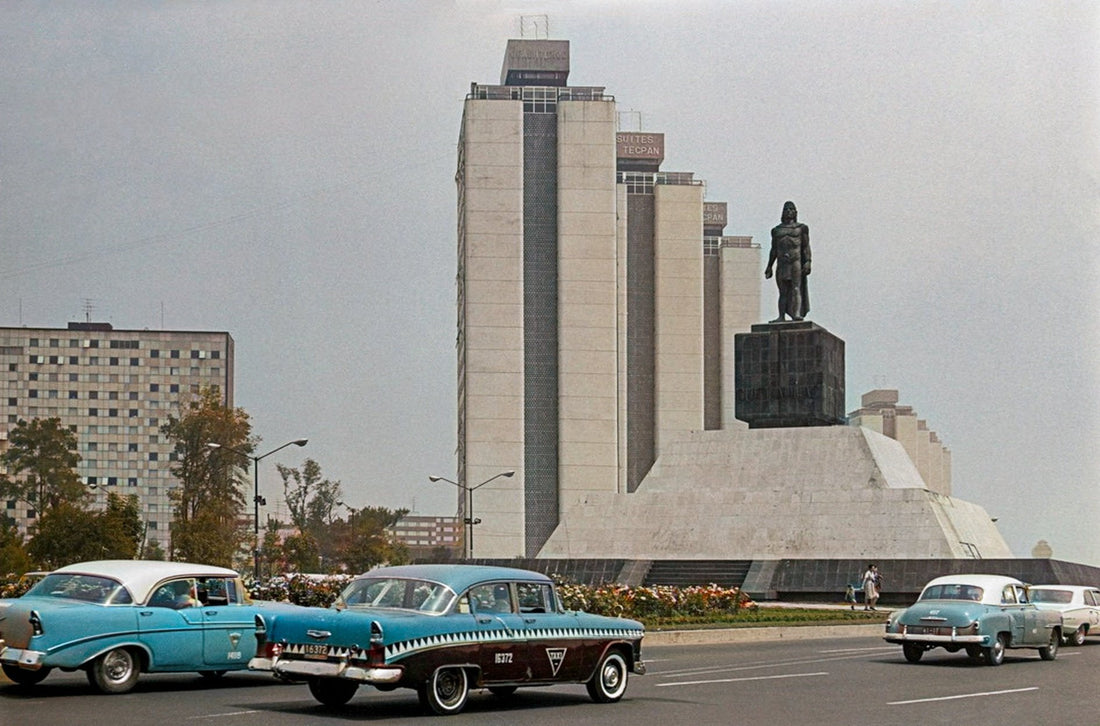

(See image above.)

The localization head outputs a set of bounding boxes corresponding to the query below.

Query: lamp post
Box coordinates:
[428,470,514,559]
[206,438,308,579]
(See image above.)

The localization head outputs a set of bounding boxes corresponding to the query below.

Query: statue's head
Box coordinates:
[781,201,797,223]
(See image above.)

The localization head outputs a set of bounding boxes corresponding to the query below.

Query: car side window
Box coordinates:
[149,579,198,609]
[469,583,512,613]
[197,577,230,606]
[1086,590,1099,607]
[1001,586,1017,605]
[517,582,550,613]
[1015,586,1029,604]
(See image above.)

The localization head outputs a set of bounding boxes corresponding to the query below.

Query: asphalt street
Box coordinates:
[3,628,1098,725]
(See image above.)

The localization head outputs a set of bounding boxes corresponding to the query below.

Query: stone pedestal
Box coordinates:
[734,321,845,428]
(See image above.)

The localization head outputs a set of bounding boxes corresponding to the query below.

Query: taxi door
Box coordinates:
[196,576,252,668]
[468,583,528,682]
[515,581,590,682]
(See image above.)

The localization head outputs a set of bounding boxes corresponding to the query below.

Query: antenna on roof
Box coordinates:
[520,14,549,39]
[82,298,96,323]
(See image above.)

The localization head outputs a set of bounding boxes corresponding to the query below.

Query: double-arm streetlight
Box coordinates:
[428,470,515,559]
[206,438,308,578]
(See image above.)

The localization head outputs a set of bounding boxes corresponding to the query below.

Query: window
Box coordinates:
[170,350,180,359]
[169,384,179,393]
[89,408,98,417]
[128,477,138,487]
[149,452,158,461]
[69,356,78,364]
[69,390,78,399]
[128,409,138,417]
[109,357,119,366]
[130,358,139,366]
[150,349,160,358]
[129,391,138,400]
[128,443,138,452]
[89,391,98,399]
[150,383,159,392]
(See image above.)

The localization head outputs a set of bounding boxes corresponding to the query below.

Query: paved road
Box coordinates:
[4,632,1098,725]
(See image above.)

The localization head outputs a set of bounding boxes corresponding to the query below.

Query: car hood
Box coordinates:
[894,600,986,626]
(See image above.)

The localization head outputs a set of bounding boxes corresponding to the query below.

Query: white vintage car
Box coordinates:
[1030,585,1100,646]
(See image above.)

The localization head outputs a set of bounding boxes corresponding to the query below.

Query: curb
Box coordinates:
[645,622,885,646]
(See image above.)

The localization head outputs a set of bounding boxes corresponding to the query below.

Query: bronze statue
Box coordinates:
[765,201,811,321]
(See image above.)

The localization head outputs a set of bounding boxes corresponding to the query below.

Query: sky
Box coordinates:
[1,1,1097,565]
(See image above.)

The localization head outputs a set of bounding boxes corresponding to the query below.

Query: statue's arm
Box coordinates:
[802,225,811,275]
[765,239,777,278]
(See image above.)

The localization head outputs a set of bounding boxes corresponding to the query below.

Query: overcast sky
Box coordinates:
[1,1,1097,565]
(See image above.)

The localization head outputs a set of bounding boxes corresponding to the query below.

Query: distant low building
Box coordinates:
[388,515,463,559]
[848,389,951,496]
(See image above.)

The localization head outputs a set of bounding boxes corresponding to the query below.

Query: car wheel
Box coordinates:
[88,647,141,693]
[1039,629,1059,661]
[198,670,227,680]
[1069,625,1087,647]
[1,663,52,686]
[488,685,517,697]
[902,644,924,663]
[586,650,628,703]
[965,645,983,662]
[983,634,1006,666]
[307,677,359,706]
[421,667,469,715]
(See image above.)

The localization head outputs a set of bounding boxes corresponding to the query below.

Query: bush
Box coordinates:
[555,580,755,619]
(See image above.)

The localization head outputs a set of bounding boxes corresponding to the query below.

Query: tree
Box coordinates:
[0,517,31,575]
[161,386,253,567]
[338,506,410,573]
[25,493,144,569]
[0,417,85,513]
[276,459,344,572]
[141,538,166,561]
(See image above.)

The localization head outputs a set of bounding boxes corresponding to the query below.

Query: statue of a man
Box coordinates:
[765,200,811,321]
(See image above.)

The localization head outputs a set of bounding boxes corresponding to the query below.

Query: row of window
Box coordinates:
[12,382,189,401]
[17,338,221,359]
[13,370,222,383]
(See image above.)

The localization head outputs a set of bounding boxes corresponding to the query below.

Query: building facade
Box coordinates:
[388,515,463,559]
[456,39,759,557]
[0,322,234,548]
[848,389,952,496]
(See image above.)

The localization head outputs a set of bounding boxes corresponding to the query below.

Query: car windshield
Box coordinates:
[24,573,132,604]
[338,577,455,614]
[919,583,984,602]
[1030,589,1072,604]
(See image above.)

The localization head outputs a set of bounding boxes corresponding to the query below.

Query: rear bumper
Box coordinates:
[0,647,47,670]
[250,656,403,684]
[884,632,986,646]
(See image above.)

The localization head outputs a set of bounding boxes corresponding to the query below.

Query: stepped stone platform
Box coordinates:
[537,425,1010,560]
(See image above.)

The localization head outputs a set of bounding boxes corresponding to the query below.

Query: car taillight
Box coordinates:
[258,642,284,658]
[29,610,44,636]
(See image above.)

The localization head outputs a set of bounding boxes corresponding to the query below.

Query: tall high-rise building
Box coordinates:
[0,322,234,548]
[456,39,759,557]
[848,389,952,496]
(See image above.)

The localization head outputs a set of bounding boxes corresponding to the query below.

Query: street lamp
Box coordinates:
[206,438,308,578]
[428,470,515,560]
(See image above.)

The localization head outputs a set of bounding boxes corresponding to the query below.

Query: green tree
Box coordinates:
[25,493,144,569]
[161,386,253,567]
[141,538,166,561]
[276,459,344,572]
[0,417,85,512]
[99,492,144,559]
[337,506,410,573]
[27,503,102,569]
[0,517,32,575]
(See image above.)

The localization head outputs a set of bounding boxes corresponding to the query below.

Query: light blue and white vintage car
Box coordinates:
[1030,584,1100,646]
[884,574,1062,665]
[248,564,646,715]
[0,559,296,693]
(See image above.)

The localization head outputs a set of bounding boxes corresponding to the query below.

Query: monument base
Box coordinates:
[734,321,845,428]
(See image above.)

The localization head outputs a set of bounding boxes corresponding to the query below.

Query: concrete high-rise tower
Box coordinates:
[455,39,759,557]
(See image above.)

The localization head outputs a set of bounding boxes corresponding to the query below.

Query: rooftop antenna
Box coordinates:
[617,110,642,132]
[519,14,549,39]
[82,298,95,323]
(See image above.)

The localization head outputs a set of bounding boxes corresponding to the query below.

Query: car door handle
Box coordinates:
[205,611,218,616]
[477,617,493,624]
[523,618,536,624]
[139,610,154,617]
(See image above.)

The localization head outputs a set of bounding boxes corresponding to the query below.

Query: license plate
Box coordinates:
[302,644,328,660]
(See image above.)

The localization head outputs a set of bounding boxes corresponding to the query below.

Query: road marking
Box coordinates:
[187,711,262,720]
[658,671,828,687]
[889,687,1038,705]
[656,650,878,679]
[818,646,896,654]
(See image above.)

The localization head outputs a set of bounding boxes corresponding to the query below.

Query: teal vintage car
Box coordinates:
[884,574,1062,665]
[0,560,297,693]
[248,564,646,715]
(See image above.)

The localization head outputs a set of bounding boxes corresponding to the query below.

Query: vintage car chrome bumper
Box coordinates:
[884,631,986,645]
[0,646,47,669]
[250,656,403,684]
